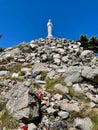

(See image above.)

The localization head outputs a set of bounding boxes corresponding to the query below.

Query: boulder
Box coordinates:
[60,100,80,112]
[80,50,95,63]
[58,111,69,119]
[82,66,98,83]
[6,81,40,122]
[74,117,93,130]
[54,83,69,93]
[64,66,83,84]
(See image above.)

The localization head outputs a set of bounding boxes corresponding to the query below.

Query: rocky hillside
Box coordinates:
[0,37,98,130]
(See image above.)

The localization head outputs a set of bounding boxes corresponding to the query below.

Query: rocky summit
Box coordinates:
[0,37,98,130]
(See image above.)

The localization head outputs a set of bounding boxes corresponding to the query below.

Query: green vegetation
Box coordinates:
[0,101,5,111]
[6,56,14,62]
[0,48,5,52]
[0,110,19,129]
[89,109,98,130]
[77,34,98,52]
[41,71,48,80]
[46,78,66,95]
[0,100,19,129]
[19,71,26,76]
[46,78,63,90]
[33,82,41,89]
[69,86,90,103]
[0,34,2,38]
[0,65,6,71]
[69,106,90,121]
[9,76,24,82]
[7,63,22,73]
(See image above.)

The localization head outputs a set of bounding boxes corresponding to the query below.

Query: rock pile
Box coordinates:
[0,37,98,130]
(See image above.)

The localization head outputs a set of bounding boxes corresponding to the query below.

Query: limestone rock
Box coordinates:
[64,66,83,84]
[82,66,98,83]
[60,100,80,112]
[28,123,37,130]
[74,117,93,130]
[46,107,57,114]
[80,50,95,63]
[54,83,69,93]
[6,82,40,122]
[58,111,69,119]
[53,93,63,100]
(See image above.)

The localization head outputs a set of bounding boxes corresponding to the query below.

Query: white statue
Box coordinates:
[47,19,53,38]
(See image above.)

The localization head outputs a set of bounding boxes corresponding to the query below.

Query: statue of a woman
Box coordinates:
[47,19,53,38]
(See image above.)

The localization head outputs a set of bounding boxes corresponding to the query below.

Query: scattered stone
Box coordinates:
[46,107,57,114]
[0,36,98,130]
[73,84,82,92]
[53,93,63,100]
[0,71,7,75]
[58,111,69,119]
[60,100,80,112]
[12,73,19,78]
[54,83,69,93]
[28,123,37,130]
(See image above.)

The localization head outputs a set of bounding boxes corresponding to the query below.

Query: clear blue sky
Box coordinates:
[0,0,98,48]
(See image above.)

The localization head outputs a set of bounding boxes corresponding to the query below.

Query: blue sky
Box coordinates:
[0,0,98,48]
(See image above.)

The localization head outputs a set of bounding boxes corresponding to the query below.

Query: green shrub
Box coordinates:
[0,66,6,71]
[88,109,98,130]
[33,82,41,89]
[69,86,90,103]
[41,71,48,80]
[69,105,91,122]
[0,102,5,111]
[10,77,24,82]
[45,78,66,95]
[0,110,19,129]
[7,63,22,73]
[6,56,14,62]
[46,78,62,90]
[19,71,25,76]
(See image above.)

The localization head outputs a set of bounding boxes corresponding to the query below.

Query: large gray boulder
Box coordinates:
[64,66,83,84]
[80,50,95,64]
[74,117,93,130]
[6,81,40,122]
[82,66,98,83]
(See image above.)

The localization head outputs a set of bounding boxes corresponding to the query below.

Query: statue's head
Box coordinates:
[49,19,51,22]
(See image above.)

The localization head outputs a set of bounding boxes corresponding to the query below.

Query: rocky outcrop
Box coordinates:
[0,37,98,129]
[6,81,41,123]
